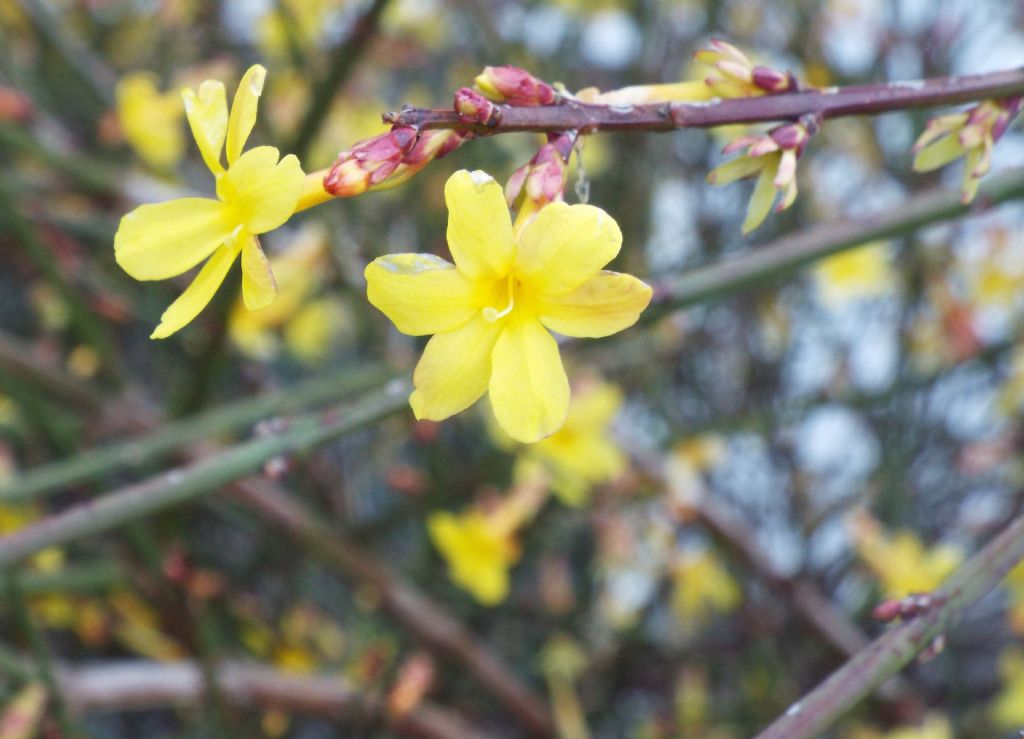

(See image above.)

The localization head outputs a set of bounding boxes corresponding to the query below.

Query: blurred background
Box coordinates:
[2,0,1024,736]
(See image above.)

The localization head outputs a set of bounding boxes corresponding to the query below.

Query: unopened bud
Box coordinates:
[505,133,574,210]
[324,125,418,196]
[454,87,499,125]
[474,65,557,106]
[751,66,797,94]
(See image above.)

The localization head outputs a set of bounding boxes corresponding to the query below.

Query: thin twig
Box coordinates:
[1,364,392,503]
[386,68,1024,133]
[0,379,411,569]
[646,165,1024,316]
[754,509,1024,739]
[54,658,487,739]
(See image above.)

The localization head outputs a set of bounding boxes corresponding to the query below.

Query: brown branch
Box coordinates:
[58,659,484,739]
[385,68,1024,133]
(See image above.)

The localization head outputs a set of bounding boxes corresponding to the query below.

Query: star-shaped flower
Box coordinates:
[114,65,305,338]
[365,169,652,443]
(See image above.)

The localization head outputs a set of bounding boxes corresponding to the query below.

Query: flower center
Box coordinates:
[482,275,517,323]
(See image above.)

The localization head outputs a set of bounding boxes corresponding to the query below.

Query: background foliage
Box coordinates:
[2,0,1024,737]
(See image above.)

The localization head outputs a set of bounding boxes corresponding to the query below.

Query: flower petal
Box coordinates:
[218,147,305,234]
[182,79,228,174]
[114,198,235,280]
[534,271,652,338]
[489,314,569,443]
[912,135,965,173]
[410,316,503,421]
[150,242,242,339]
[444,170,515,281]
[515,202,622,296]
[241,236,277,311]
[742,164,778,234]
[226,64,266,166]
[365,253,478,336]
[707,154,764,184]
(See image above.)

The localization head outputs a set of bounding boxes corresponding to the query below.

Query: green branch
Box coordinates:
[1,365,393,503]
[648,166,1024,314]
[754,509,1024,738]
[0,378,411,569]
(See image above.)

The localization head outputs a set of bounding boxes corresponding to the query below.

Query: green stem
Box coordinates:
[0,378,411,569]
[647,166,1024,315]
[1,364,393,503]
[754,509,1024,739]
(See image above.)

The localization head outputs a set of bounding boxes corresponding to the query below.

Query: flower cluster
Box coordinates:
[912,96,1022,202]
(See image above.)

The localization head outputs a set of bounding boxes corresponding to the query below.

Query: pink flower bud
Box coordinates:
[474,65,557,106]
[454,87,500,125]
[324,126,418,196]
[752,65,796,93]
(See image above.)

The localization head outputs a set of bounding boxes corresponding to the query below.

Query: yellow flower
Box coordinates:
[850,512,962,597]
[501,378,627,506]
[670,549,742,623]
[115,72,185,170]
[428,509,519,605]
[814,242,894,304]
[365,170,652,443]
[114,65,306,339]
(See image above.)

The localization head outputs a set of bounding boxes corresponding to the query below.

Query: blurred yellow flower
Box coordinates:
[227,225,351,362]
[115,72,185,170]
[850,512,962,597]
[814,242,894,304]
[993,648,1024,728]
[428,510,519,605]
[114,65,306,338]
[258,0,340,58]
[494,377,627,506]
[1004,561,1024,633]
[670,548,742,623]
[365,169,652,443]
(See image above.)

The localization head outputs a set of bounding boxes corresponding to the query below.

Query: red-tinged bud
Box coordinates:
[506,133,574,210]
[474,65,558,106]
[0,87,33,122]
[375,129,470,192]
[751,65,797,94]
[769,121,808,151]
[990,96,1022,142]
[324,125,419,196]
[454,87,500,125]
[871,599,902,623]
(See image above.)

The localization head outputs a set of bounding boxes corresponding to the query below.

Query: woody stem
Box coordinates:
[384,68,1024,134]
